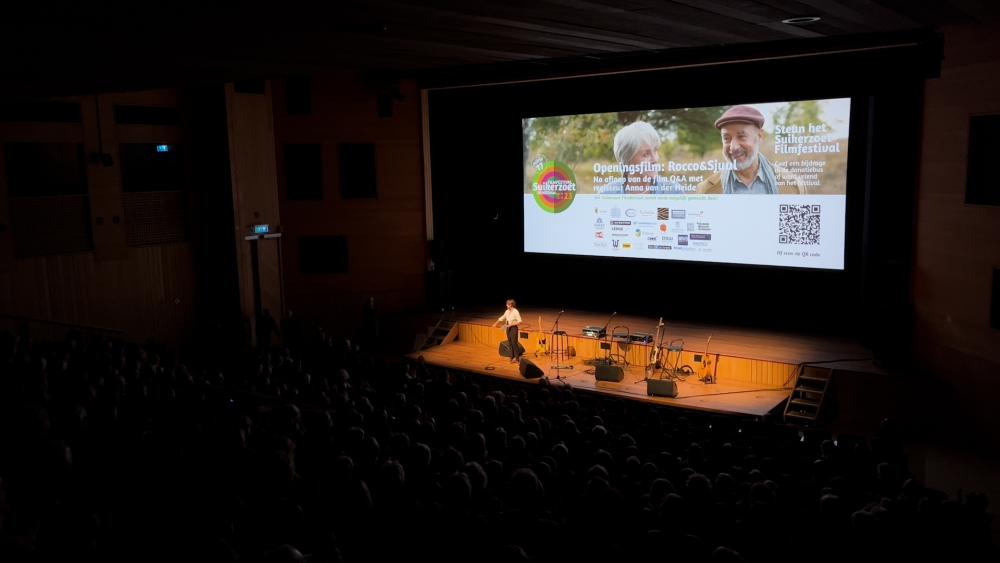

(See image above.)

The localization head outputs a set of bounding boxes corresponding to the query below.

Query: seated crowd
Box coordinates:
[0,323,994,562]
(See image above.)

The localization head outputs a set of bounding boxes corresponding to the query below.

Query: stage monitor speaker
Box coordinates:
[647,379,678,398]
[519,357,544,379]
[595,364,624,382]
[498,341,525,358]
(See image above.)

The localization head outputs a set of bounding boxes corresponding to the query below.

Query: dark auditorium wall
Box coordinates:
[0,89,230,350]
[271,75,427,340]
[913,23,1000,436]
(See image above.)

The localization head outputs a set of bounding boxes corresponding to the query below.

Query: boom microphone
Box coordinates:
[603,311,617,330]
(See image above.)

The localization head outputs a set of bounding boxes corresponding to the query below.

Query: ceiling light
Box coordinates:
[782,16,821,24]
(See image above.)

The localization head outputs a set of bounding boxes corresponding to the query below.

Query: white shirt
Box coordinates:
[499,308,522,327]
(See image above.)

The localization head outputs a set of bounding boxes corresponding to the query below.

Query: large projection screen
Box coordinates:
[523,98,851,270]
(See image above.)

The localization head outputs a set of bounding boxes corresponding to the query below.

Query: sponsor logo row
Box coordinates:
[595,207,707,219]
[594,240,712,253]
[596,230,712,240]
[595,217,711,232]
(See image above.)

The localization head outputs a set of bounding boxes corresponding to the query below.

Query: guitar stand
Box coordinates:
[635,317,666,384]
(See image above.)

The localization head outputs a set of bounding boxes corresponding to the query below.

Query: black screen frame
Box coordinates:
[427,43,931,335]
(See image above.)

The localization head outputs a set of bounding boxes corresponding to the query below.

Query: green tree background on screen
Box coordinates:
[772,100,823,129]
[617,106,728,157]
[527,113,620,164]
[526,106,729,165]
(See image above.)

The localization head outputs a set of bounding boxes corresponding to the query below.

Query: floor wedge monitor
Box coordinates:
[498,341,525,358]
[595,364,624,382]
[519,357,544,379]
[647,379,678,398]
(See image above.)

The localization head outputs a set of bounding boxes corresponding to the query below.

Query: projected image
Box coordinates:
[522,98,851,270]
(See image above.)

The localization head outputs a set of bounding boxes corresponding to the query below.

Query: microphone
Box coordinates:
[560,310,565,314]
[603,311,617,330]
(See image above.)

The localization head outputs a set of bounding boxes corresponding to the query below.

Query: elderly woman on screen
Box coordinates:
[601,121,683,195]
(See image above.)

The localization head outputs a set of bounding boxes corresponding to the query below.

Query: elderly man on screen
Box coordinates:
[696,105,806,195]
[602,121,684,195]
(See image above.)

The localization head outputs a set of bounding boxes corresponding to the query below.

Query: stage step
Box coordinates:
[418,317,458,351]
[790,397,820,408]
[784,365,834,428]
[798,374,827,384]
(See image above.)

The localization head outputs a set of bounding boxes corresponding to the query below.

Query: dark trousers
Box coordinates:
[506,326,519,360]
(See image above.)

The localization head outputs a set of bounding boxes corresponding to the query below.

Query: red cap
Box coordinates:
[714,105,765,130]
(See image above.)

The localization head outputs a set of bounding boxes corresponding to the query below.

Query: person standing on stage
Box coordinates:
[492,299,522,363]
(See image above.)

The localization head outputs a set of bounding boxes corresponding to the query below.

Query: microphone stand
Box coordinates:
[549,310,563,335]
[602,311,617,337]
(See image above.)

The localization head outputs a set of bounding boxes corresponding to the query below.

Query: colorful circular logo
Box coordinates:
[531,161,576,213]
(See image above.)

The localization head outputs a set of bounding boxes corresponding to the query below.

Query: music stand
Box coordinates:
[599,339,613,365]
[610,325,630,367]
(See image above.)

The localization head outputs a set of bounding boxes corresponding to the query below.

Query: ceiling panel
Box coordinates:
[0,0,984,99]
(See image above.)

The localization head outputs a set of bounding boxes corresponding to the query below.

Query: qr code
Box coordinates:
[779,204,820,245]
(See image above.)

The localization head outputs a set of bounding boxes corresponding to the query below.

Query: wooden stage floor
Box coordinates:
[433,306,877,371]
[404,306,882,417]
[408,340,793,417]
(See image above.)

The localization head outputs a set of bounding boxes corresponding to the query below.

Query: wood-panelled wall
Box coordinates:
[272,75,426,340]
[0,89,199,349]
[0,244,196,346]
[913,23,1000,434]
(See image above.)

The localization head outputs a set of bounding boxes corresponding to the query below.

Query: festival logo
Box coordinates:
[531,160,577,213]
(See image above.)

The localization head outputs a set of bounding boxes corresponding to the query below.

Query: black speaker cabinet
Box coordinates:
[595,364,624,382]
[647,379,678,398]
[519,357,544,379]
[498,341,525,358]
